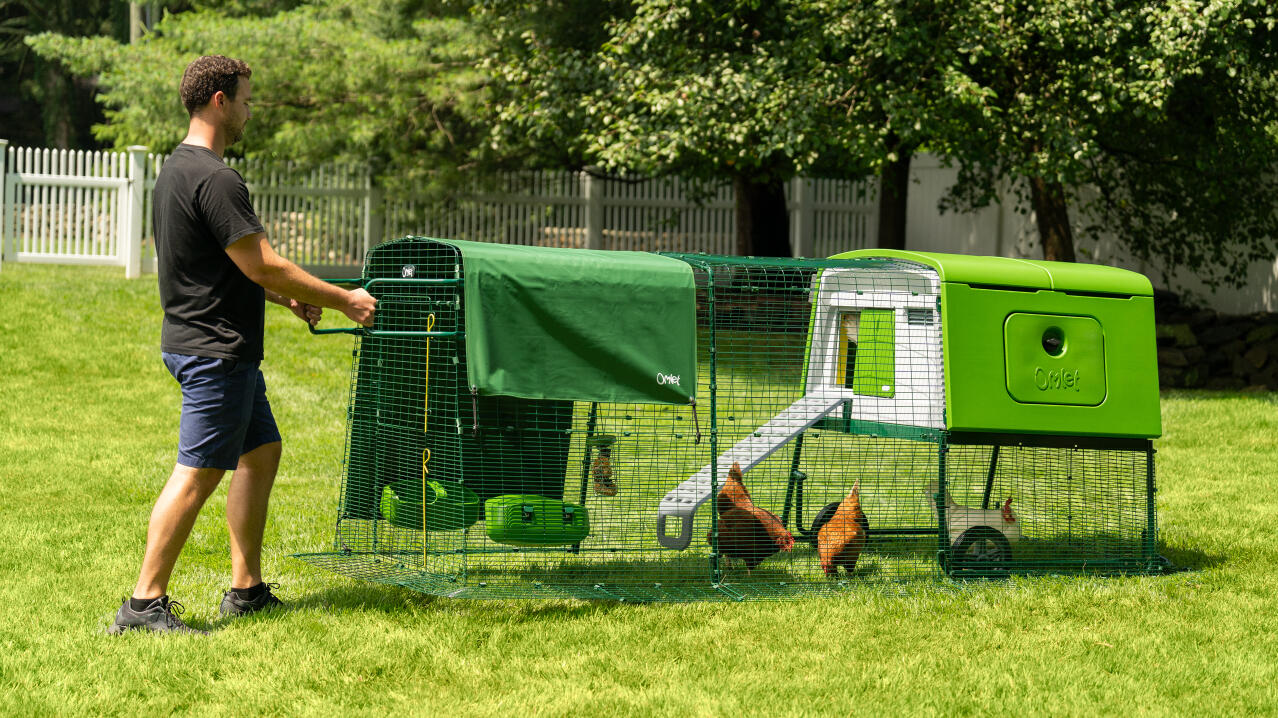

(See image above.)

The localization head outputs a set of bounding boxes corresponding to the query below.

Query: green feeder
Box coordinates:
[486,495,590,546]
[380,478,481,532]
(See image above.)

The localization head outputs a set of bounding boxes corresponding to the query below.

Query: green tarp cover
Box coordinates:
[439,240,697,405]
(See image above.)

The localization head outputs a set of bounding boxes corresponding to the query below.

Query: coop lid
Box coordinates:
[436,239,697,405]
[830,249,1154,296]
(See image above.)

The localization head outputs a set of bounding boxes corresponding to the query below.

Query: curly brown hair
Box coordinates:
[179,55,252,115]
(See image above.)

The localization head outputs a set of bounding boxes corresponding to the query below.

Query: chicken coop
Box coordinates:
[294,237,1170,601]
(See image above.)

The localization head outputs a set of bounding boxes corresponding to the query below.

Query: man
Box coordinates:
[109,55,377,634]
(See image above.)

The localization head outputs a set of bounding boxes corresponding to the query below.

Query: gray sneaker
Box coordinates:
[219,582,284,617]
[108,596,207,635]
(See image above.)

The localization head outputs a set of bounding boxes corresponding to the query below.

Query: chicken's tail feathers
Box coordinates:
[924,481,957,508]
[841,479,862,507]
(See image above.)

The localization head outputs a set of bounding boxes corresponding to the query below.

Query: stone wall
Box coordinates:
[1155,291,1278,390]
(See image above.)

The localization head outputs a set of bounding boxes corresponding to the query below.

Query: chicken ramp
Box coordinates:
[657,390,847,549]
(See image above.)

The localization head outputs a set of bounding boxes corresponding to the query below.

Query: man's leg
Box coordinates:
[133,463,227,600]
[226,440,281,589]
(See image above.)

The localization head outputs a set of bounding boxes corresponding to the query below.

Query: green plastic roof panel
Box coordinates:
[830,249,1153,297]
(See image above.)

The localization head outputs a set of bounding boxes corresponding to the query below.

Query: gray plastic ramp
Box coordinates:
[656,390,847,549]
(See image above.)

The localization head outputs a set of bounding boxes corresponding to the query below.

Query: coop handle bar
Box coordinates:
[307,276,464,338]
[309,327,462,338]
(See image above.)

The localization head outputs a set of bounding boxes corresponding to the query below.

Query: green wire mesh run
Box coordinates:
[294,237,1167,601]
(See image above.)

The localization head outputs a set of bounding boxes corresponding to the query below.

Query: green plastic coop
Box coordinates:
[294,238,1169,601]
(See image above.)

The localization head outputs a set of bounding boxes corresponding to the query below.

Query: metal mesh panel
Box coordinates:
[295,238,1166,601]
[940,441,1158,576]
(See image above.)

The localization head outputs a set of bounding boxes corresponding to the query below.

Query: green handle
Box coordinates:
[308,325,358,336]
[308,325,462,338]
[306,276,464,338]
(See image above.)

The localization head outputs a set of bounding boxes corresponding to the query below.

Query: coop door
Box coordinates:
[835,309,896,398]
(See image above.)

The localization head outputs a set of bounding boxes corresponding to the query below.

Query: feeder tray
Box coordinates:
[379,478,481,532]
[486,495,590,546]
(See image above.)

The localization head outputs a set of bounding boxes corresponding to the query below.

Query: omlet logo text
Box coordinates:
[1035,367,1080,391]
[657,373,681,386]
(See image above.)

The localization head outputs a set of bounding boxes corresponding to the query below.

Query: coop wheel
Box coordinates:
[810,502,871,536]
[949,526,1011,574]
[811,502,840,533]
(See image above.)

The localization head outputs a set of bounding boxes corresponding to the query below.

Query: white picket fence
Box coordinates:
[391,170,877,258]
[0,140,878,278]
[6,139,1276,312]
[1,143,148,277]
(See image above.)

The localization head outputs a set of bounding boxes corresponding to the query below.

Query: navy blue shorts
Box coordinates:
[163,352,281,471]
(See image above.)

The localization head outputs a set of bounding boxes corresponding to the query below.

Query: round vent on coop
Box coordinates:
[295,238,1171,601]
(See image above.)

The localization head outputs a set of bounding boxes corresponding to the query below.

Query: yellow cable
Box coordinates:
[423,314,435,431]
[422,313,436,565]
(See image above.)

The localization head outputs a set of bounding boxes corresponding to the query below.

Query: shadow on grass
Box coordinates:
[1156,541,1225,571]
[289,582,440,612]
[285,529,1202,613]
[286,581,635,620]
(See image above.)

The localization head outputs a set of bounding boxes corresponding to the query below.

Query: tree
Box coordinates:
[482,0,1004,256]
[481,0,880,257]
[813,0,988,251]
[925,1,1159,262]
[931,0,1278,281]
[1,0,124,148]
[26,0,489,200]
[1083,2,1278,288]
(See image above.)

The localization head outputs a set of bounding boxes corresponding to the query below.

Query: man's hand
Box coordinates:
[344,288,377,327]
[288,299,322,327]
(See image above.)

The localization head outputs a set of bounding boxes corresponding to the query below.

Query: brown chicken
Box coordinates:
[714,462,755,516]
[707,462,795,570]
[817,479,869,577]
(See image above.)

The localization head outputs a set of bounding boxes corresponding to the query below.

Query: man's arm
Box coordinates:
[226,232,376,326]
[264,288,323,326]
[263,289,291,307]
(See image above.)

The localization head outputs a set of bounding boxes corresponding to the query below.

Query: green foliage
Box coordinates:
[925,0,1278,286]
[184,0,310,16]
[26,0,490,200]
[477,0,883,255]
[4,263,1278,713]
[480,0,874,182]
[21,0,1278,280]
[583,0,843,181]
[1,0,124,147]
[0,0,121,62]
[1082,1,1278,288]
[477,0,635,170]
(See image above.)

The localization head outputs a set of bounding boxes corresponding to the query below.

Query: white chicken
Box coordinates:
[925,482,1022,547]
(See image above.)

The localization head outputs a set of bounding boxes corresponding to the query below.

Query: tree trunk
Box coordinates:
[1029,176,1076,262]
[39,61,74,149]
[733,175,791,257]
[876,144,912,250]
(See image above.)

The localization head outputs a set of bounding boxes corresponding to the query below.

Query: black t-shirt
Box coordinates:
[154,144,266,361]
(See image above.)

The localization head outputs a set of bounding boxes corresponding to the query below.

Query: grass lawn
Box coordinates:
[1,263,1276,716]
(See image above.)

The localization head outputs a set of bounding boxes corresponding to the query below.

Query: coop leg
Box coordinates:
[571,402,598,555]
[981,444,1000,510]
[1144,442,1158,564]
[576,402,599,506]
[936,442,951,573]
[781,434,806,531]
